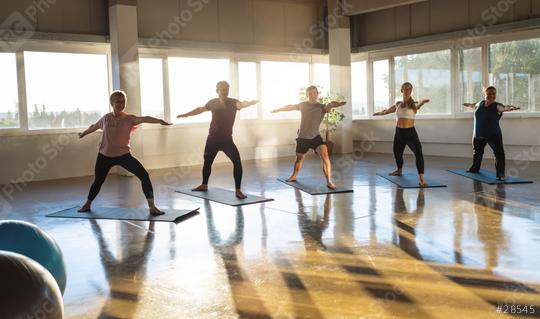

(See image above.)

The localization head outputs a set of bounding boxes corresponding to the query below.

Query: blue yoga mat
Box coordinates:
[376,173,447,188]
[278,177,354,195]
[448,169,533,185]
[176,188,273,206]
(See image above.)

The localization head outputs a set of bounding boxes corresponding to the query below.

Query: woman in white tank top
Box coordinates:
[373,82,430,187]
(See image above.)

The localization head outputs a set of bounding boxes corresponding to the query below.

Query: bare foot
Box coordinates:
[286,176,297,182]
[327,181,337,190]
[389,169,402,176]
[78,202,91,212]
[192,184,208,192]
[235,189,247,199]
[419,174,427,188]
[149,206,164,216]
[497,175,507,181]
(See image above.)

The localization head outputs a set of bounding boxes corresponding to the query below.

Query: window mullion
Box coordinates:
[16,51,28,131]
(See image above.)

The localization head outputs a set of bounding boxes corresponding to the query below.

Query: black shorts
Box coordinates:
[296,135,324,154]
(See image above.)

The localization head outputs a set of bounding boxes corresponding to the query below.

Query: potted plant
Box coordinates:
[299,86,345,155]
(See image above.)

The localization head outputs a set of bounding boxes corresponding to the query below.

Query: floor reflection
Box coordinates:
[473,182,508,270]
[390,185,539,312]
[204,201,272,319]
[392,188,425,261]
[7,153,540,318]
[294,189,330,252]
[90,220,155,319]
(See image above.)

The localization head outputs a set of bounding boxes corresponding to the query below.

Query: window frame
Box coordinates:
[259,59,313,121]
[353,29,540,121]
[351,52,368,120]
[0,41,112,136]
[166,54,233,125]
[138,54,170,129]
[394,48,454,117]
[0,52,23,133]
[454,46,483,119]
[139,47,322,128]
[5,27,540,135]
[369,58,392,120]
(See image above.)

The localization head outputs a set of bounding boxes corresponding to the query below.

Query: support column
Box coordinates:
[328,0,353,154]
[108,0,144,168]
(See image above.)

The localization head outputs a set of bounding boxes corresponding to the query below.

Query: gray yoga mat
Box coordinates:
[448,169,533,185]
[47,206,199,223]
[175,188,273,206]
[277,177,354,195]
[376,173,447,188]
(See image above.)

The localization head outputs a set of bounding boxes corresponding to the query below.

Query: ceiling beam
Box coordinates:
[342,0,428,16]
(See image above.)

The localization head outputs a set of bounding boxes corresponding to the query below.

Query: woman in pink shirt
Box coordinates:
[78,91,171,215]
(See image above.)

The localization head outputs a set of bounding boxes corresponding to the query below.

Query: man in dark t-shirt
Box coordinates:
[177,81,258,199]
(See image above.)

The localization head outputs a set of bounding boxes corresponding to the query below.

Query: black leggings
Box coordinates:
[393,127,425,174]
[88,153,154,200]
[203,138,243,189]
[469,133,505,177]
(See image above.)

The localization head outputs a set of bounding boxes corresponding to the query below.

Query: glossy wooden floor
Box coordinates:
[2,153,540,319]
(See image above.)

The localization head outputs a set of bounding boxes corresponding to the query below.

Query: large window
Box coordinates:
[261,61,309,119]
[168,57,230,123]
[351,61,367,117]
[314,63,330,94]
[373,59,390,112]
[459,47,483,112]
[0,53,19,129]
[490,38,540,112]
[139,58,165,119]
[24,51,109,130]
[394,49,451,114]
[238,61,258,120]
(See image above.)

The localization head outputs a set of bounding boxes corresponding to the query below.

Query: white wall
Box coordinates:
[141,121,300,170]
[0,120,301,185]
[2,115,538,186]
[0,132,101,185]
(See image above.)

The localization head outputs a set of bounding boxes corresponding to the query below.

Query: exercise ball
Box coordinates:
[0,251,64,319]
[0,220,67,294]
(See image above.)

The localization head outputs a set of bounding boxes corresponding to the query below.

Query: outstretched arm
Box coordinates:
[271,104,298,113]
[132,116,172,125]
[78,123,100,139]
[236,100,259,110]
[463,102,477,109]
[497,103,520,113]
[373,104,397,116]
[324,101,347,112]
[177,106,208,118]
[415,99,430,110]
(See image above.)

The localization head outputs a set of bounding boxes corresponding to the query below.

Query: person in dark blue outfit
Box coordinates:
[463,86,520,180]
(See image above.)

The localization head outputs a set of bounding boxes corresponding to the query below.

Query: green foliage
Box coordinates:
[324,108,345,134]
[394,51,452,113]
[490,39,540,74]
[0,118,18,128]
[490,38,540,109]
[394,50,450,70]
[28,104,102,129]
